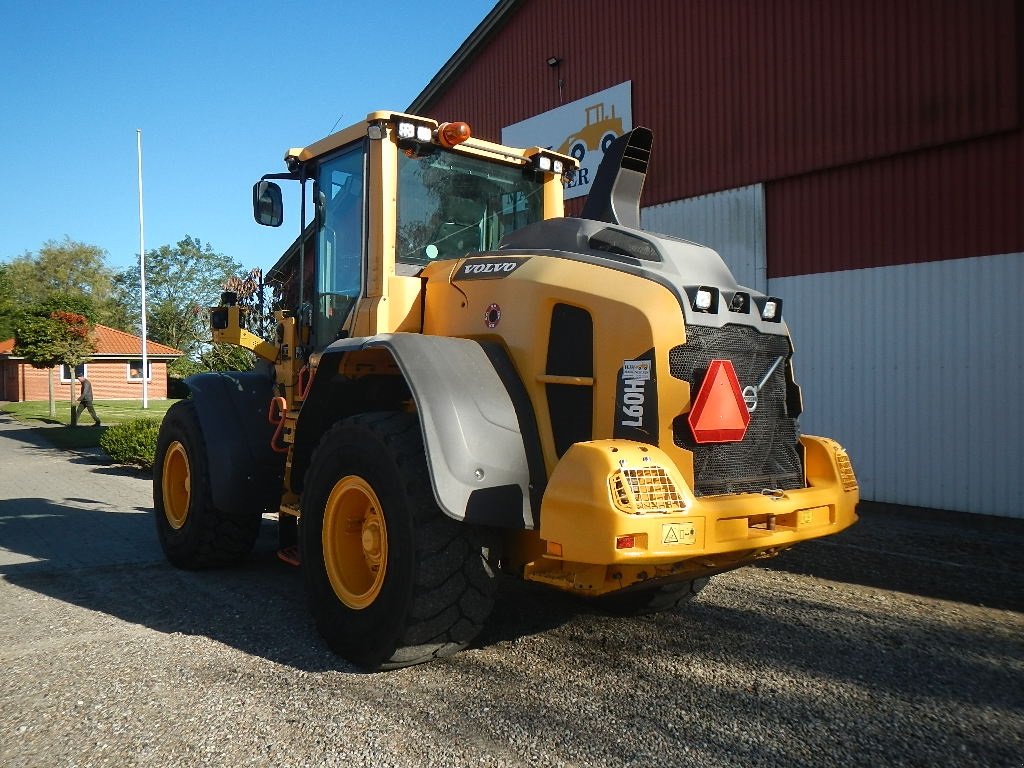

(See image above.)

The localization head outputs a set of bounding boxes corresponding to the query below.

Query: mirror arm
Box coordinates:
[261,172,301,182]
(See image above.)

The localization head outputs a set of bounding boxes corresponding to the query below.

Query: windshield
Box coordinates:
[396,148,544,269]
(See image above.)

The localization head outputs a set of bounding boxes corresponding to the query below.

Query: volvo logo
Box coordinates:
[743,356,785,413]
[742,385,759,413]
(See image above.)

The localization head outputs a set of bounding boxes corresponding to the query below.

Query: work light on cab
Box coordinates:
[396,120,432,143]
[528,150,569,178]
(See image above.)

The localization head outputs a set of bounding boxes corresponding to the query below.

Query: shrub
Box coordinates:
[99,417,162,471]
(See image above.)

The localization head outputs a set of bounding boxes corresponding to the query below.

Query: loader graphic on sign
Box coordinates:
[556,102,624,162]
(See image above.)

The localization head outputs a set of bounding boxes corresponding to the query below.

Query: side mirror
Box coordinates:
[253,180,283,227]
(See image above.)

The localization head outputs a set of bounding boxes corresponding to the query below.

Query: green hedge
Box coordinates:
[99,417,162,471]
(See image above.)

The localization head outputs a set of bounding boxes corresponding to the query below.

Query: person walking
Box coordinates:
[75,375,101,426]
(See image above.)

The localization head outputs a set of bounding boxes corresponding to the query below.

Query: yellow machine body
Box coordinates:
[215,111,858,599]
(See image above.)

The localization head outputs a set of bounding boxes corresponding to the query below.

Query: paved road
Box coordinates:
[0,412,1022,767]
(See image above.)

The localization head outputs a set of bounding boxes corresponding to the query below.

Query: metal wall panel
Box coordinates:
[420,0,1020,206]
[770,252,1024,518]
[641,185,767,294]
[767,129,1024,276]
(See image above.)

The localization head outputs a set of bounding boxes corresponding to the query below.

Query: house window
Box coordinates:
[128,361,153,381]
[60,363,87,382]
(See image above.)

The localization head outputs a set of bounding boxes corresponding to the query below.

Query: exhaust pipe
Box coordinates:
[579,127,653,230]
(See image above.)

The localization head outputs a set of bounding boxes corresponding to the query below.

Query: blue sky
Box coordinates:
[0,0,496,274]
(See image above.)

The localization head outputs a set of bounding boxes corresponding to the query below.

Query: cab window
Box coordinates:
[396,148,544,271]
[315,143,365,348]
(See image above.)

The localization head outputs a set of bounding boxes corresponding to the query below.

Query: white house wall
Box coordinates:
[770,252,1024,518]
[642,185,767,294]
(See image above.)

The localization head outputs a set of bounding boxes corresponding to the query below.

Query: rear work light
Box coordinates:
[758,297,783,322]
[690,285,719,313]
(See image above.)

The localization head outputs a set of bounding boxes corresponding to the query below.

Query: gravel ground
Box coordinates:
[0,413,1022,767]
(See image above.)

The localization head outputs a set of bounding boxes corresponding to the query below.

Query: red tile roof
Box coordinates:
[0,324,182,358]
[90,325,182,356]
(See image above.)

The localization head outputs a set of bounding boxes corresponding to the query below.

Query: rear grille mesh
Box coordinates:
[669,324,804,497]
[610,467,687,514]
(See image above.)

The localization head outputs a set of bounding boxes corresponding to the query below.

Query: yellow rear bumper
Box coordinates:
[525,435,858,594]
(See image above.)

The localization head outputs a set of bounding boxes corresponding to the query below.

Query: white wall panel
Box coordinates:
[642,185,767,294]
[770,252,1024,518]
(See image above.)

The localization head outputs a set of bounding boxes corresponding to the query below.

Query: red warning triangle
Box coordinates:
[687,359,750,443]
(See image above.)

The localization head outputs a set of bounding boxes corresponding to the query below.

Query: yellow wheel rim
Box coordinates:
[162,441,191,530]
[322,475,388,610]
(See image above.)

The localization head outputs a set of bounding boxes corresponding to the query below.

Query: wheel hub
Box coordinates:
[162,441,191,530]
[322,476,388,609]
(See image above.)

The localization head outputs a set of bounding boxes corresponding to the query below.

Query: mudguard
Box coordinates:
[183,370,286,516]
[305,334,538,529]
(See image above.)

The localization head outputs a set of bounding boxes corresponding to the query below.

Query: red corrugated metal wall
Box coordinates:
[420,0,1023,272]
[767,129,1024,275]
[424,0,1019,201]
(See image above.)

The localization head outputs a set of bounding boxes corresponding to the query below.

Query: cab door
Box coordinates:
[314,141,366,349]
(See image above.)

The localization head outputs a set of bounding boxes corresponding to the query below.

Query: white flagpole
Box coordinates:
[137,129,149,409]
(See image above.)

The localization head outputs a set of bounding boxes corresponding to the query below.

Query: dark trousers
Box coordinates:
[75,401,100,424]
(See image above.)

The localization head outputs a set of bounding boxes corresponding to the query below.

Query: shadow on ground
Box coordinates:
[759,502,1024,612]
[0,497,577,672]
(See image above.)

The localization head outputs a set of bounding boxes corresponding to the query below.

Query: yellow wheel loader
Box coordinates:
[153,112,858,670]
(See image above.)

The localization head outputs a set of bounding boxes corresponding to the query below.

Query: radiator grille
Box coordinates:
[670,324,804,497]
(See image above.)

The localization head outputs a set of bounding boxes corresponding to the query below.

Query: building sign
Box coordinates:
[502,81,633,201]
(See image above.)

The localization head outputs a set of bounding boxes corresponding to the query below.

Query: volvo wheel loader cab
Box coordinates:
[153,111,859,670]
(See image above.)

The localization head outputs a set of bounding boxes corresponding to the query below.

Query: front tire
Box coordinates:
[153,401,262,568]
[301,412,495,669]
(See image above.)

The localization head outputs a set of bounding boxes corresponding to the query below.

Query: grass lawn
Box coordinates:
[0,399,179,450]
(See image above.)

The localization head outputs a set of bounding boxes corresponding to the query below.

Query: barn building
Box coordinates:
[409,0,1024,518]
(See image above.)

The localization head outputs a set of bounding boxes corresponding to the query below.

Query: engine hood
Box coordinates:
[497,216,787,335]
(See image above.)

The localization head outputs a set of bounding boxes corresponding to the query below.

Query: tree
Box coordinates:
[13,299,95,419]
[3,238,127,330]
[116,235,243,359]
[223,267,276,343]
[0,264,22,341]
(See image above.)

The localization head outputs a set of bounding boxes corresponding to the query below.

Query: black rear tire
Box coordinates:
[153,401,262,568]
[596,577,710,616]
[300,411,496,670]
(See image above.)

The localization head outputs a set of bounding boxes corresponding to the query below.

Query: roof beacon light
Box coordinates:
[437,121,472,148]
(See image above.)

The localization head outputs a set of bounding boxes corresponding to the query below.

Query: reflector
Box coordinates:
[687,359,750,443]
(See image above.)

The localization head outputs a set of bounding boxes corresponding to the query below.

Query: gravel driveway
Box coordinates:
[0,412,1021,767]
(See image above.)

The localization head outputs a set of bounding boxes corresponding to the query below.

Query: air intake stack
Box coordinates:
[579,127,653,230]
